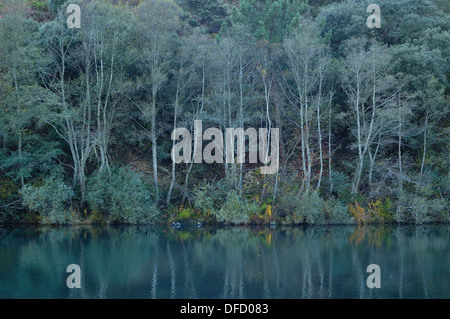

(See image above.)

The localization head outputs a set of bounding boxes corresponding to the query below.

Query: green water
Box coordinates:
[0,225,448,298]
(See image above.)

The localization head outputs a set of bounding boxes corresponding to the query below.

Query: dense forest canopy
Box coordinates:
[0,0,448,225]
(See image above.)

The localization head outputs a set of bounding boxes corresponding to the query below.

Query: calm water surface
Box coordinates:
[0,225,448,298]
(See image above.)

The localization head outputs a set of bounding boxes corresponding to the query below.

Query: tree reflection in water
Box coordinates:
[0,225,448,298]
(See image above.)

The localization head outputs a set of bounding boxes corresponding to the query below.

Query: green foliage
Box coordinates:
[212,191,258,225]
[368,198,393,223]
[0,175,20,218]
[272,179,300,217]
[177,0,230,34]
[29,0,48,11]
[259,197,273,215]
[0,140,64,184]
[192,181,216,215]
[301,192,326,225]
[410,197,447,224]
[325,200,354,225]
[86,167,159,224]
[0,177,18,202]
[231,0,309,43]
[284,192,326,225]
[0,0,448,226]
[48,0,66,12]
[21,176,73,224]
[396,192,448,224]
[320,0,449,57]
[321,171,353,202]
[178,208,193,220]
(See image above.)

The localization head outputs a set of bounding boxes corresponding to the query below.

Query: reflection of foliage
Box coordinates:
[349,226,393,248]
[1,225,449,298]
[349,226,367,246]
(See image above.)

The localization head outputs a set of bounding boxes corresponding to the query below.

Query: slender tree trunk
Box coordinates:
[167,74,181,205]
[182,55,205,205]
[316,72,324,192]
[297,82,307,195]
[419,114,428,187]
[12,66,24,188]
[151,85,159,205]
[368,134,381,191]
[328,95,333,194]
[398,95,403,192]
[238,56,244,196]
[352,77,362,195]
[227,61,234,187]
[273,82,286,172]
[260,70,272,203]
[181,120,197,206]
[17,133,23,188]
[304,63,312,192]
[96,39,115,176]
[352,69,377,195]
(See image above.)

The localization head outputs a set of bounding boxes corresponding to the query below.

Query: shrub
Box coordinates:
[275,184,300,218]
[368,198,393,223]
[348,201,369,225]
[30,0,48,11]
[178,209,191,220]
[21,176,73,224]
[396,192,448,224]
[301,192,326,225]
[325,200,354,224]
[212,191,258,224]
[192,182,216,216]
[285,191,326,225]
[0,176,19,220]
[395,192,411,223]
[86,167,158,224]
[411,197,447,224]
[178,207,197,220]
[0,177,17,202]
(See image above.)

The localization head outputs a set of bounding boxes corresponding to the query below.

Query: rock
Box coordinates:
[171,221,181,229]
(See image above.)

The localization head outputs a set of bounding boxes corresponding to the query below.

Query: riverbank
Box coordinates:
[2,187,448,226]
[1,208,449,227]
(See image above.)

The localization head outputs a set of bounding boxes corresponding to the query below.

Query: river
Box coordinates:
[0,225,448,298]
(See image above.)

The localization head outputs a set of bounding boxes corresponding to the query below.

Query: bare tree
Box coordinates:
[136,0,181,205]
[42,11,91,201]
[42,3,131,201]
[167,37,197,205]
[341,39,395,195]
[283,19,331,193]
[417,78,446,187]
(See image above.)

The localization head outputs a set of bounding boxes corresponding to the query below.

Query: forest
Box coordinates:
[0,0,448,225]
